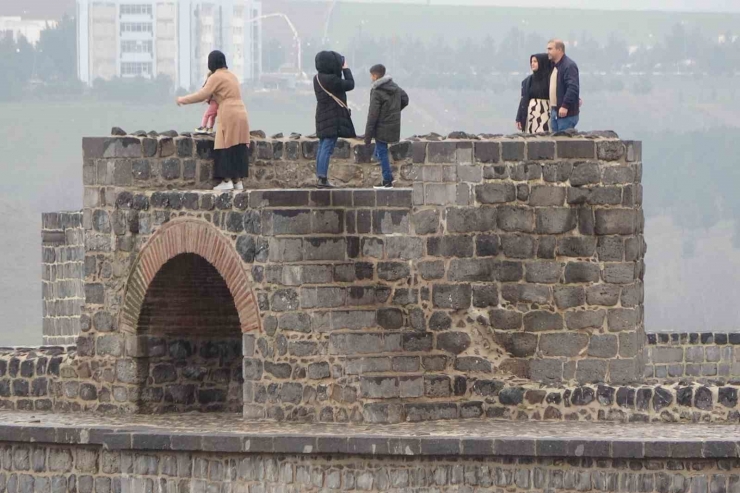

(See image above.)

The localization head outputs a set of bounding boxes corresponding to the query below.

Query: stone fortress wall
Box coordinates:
[0,128,723,426]
[3,129,740,493]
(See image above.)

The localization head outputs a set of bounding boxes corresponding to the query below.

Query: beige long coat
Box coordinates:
[180,69,250,149]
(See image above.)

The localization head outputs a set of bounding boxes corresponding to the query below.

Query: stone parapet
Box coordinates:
[41,212,84,345]
[0,347,73,412]
[645,333,740,382]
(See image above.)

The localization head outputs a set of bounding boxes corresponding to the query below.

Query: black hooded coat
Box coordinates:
[314,51,356,139]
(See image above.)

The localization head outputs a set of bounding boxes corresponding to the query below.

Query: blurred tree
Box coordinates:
[36,15,76,81]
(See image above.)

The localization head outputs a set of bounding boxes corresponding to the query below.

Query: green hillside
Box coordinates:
[321,3,740,45]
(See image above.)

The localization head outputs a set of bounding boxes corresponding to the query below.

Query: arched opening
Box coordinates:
[135,253,243,413]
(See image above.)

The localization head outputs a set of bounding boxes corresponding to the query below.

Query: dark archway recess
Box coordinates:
[136,253,243,413]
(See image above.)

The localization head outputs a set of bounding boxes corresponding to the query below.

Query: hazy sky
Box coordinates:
[354,0,740,11]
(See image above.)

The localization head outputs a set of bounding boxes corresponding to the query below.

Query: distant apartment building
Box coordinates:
[76,0,262,89]
[0,16,57,45]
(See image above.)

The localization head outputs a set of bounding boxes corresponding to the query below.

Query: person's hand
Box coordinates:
[558,107,568,118]
[516,122,522,131]
[579,98,583,108]
[342,60,349,69]
[176,97,184,106]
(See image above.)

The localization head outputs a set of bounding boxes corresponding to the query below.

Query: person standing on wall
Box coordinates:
[314,51,356,189]
[364,64,409,189]
[177,50,250,191]
[547,39,580,132]
[516,54,553,134]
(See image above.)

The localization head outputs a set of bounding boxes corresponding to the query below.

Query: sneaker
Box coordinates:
[316,177,333,189]
[373,180,394,189]
[234,181,244,190]
[194,126,208,134]
[213,180,234,191]
[207,127,215,134]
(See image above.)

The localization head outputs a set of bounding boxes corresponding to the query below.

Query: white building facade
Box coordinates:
[76,0,262,90]
[0,17,57,45]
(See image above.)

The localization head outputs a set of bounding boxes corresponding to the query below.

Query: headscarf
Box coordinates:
[528,53,552,100]
[208,50,228,73]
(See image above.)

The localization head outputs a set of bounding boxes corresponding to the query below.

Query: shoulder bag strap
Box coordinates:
[316,75,348,110]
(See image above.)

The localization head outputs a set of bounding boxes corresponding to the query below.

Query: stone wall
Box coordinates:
[644,333,740,382]
[0,442,738,493]
[69,131,651,422]
[0,347,72,412]
[41,212,84,346]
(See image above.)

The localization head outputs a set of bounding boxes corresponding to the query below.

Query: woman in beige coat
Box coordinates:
[177,50,250,191]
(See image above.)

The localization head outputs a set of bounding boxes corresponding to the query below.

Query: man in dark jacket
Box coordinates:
[314,51,355,188]
[364,64,409,188]
[547,39,580,132]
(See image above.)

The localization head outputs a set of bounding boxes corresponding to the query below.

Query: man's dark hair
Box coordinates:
[370,64,386,77]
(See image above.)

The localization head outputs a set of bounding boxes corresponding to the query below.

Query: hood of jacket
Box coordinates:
[315,51,343,76]
[372,76,400,95]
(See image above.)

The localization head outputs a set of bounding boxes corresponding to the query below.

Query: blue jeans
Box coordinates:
[316,137,338,179]
[374,141,393,183]
[550,109,579,132]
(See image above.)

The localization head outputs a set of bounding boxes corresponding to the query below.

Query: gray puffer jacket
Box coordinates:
[364,76,409,144]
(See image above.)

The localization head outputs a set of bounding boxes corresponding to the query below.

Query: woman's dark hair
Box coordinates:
[208,50,228,73]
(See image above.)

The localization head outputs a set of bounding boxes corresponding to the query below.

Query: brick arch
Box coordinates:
[119,218,260,334]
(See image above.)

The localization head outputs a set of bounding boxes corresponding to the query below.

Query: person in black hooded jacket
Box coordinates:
[364,64,409,188]
[516,53,552,134]
[313,51,356,188]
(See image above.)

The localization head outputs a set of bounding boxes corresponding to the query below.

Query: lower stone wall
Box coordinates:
[0,442,737,492]
[0,347,71,412]
[645,333,740,382]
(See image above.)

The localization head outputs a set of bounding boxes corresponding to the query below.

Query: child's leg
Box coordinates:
[206,101,218,128]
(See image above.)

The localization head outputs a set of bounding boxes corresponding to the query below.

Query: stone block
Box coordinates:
[418,260,445,280]
[564,262,600,283]
[527,141,555,160]
[502,141,525,161]
[386,237,424,260]
[501,235,535,259]
[448,259,495,282]
[474,142,500,163]
[377,262,410,281]
[373,210,409,234]
[427,142,458,163]
[565,309,606,330]
[304,238,346,261]
[446,207,496,233]
[523,311,563,332]
[586,284,621,306]
[536,208,576,234]
[497,207,535,232]
[554,286,585,309]
[432,284,472,309]
[412,209,440,235]
[539,333,588,357]
[437,332,472,355]
[524,261,563,284]
[603,263,636,284]
[529,186,566,206]
[427,235,474,257]
[472,284,498,308]
[454,357,492,373]
[576,360,608,384]
[530,359,563,383]
[588,334,618,358]
[607,308,638,332]
[557,140,595,159]
[595,209,636,235]
[475,183,516,204]
[558,237,597,257]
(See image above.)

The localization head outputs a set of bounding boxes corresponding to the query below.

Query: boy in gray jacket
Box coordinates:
[364,64,409,188]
